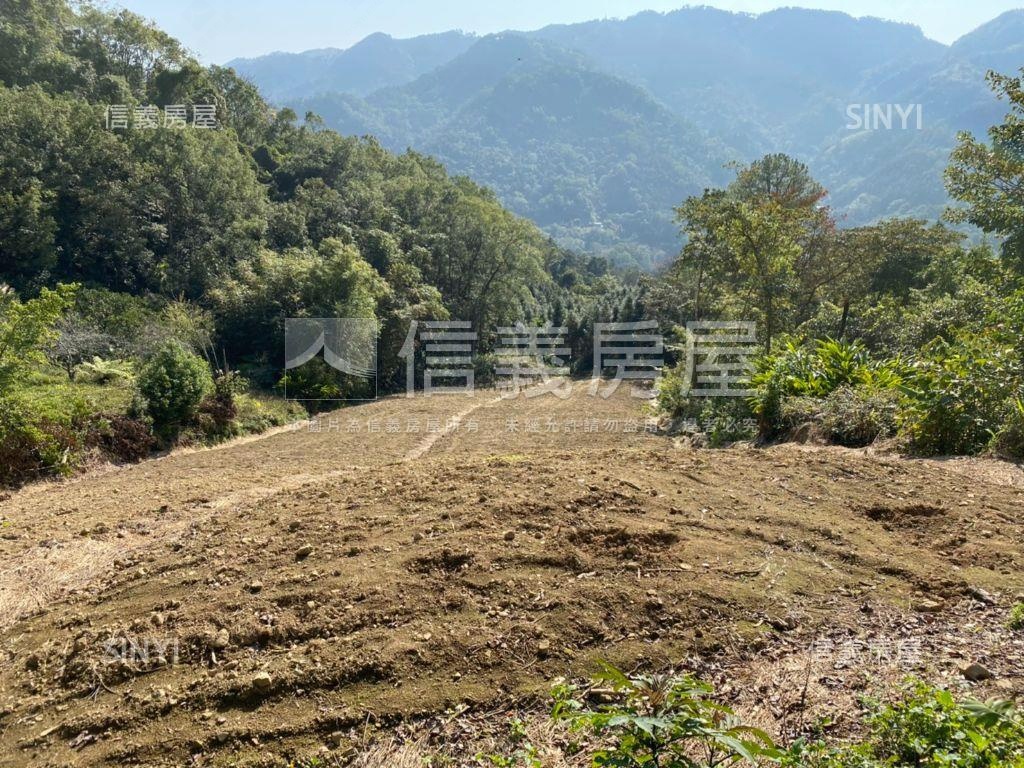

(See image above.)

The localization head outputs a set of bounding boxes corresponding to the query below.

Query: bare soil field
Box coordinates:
[1,387,1023,766]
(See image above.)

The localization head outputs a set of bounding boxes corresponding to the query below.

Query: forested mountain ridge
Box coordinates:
[230,7,1024,267]
[226,30,478,102]
[292,34,735,268]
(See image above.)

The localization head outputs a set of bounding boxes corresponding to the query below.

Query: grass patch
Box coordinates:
[1010,603,1024,631]
[18,367,135,417]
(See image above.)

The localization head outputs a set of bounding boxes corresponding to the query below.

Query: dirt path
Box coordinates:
[1,386,1023,766]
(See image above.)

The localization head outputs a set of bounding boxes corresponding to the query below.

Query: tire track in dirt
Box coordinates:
[399,380,575,463]
[4,388,1024,767]
[401,395,500,462]
[0,392,505,631]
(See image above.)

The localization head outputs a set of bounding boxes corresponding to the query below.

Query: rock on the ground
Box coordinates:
[963,663,994,682]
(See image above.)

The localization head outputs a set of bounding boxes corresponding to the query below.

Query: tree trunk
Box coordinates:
[837,299,850,340]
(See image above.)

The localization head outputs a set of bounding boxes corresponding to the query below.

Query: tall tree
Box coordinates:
[674,155,831,351]
[946,69,1024,270]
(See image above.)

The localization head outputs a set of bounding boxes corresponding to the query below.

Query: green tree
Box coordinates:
[0,282,76,392]
[946,69,1024,270]
[674,156,826,352]
[209,238,387,358]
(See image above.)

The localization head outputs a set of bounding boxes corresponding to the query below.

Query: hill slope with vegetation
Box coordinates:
[232,8,1024,266]
[0,0,637,486]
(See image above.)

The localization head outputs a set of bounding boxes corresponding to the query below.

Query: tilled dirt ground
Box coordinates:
[1,387,1023,767]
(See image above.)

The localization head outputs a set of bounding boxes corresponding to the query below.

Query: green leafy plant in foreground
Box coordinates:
[289,673,1024,768]
[552,661,779,767]
[781,682,1024,768]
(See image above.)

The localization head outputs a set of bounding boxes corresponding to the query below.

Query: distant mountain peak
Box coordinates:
[228,30,477,99]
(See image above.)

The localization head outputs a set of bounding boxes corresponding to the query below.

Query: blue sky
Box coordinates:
[113,0,1024,62]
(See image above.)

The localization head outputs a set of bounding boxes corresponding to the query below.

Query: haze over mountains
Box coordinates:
[229,6,1024,269]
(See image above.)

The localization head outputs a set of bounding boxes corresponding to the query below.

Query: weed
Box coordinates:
[1009,603,1024,631]
[551,661,779,767]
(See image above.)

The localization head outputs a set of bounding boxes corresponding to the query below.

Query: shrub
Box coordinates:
[0,395,86,486]
[656,371,757,446]
[750,339,904,438]
[87,415,155,463]
[234,393,306,435]
[196,371,244,436]
[1009,603,1024,631]
[276,357,346,405]
[751,339,872,401]
[780,387,899,447]
[898,333,1022,456]
[868,686,1023,767]
[778,395,825,431]
[783,682,1024,768]
[137,343,213,437]
[991,399,1024,461]
[655,362,693,418]
[689,397,757,446]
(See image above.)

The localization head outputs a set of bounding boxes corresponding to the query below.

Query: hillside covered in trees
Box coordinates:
[231,7,1024,268]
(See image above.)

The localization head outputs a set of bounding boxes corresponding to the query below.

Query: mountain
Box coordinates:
[228,7,1024,267]
[532,7,946,154]
[289,35,735,268]
[811,10,1024,224]
[226,31,477,102]
[949,9,1024,73]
